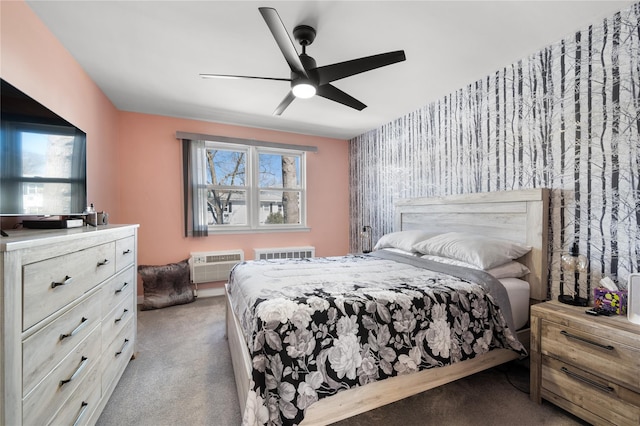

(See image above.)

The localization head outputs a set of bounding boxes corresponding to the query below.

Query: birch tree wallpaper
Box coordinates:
[349,3,640,301]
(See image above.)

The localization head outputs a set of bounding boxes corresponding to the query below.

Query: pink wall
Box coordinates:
[2,1,351,296]
[1,0,121,220]
[117,113,350,285]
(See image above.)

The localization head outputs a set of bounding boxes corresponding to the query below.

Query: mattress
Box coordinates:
[500,277,530,329]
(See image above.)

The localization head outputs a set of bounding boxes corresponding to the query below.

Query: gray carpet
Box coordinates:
[97,296,587,426]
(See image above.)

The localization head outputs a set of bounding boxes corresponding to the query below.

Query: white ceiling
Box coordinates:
[26,1,635,140]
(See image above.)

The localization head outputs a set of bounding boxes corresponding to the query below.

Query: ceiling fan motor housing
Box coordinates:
[297,54,318,79]
[293,25,316,46]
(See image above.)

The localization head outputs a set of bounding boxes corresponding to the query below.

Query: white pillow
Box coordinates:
[412,232,531,269]
[487,260,530,279]
[380,247,421,256]
[420,254,477,269]
[373,230,437,253]
[420,255,530,278]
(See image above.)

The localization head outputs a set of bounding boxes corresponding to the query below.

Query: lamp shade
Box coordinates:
[576,254,588,272]
[561,243,588,272]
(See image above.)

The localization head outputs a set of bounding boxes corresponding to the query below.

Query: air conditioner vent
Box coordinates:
[204,253,243,263]
[254,246,315,260]
[189,250,244,284]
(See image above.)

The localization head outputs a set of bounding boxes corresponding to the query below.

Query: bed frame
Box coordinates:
[225,188,550,425]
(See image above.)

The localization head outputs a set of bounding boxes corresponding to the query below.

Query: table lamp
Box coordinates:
[559,243,589,306]
[361,226,372,253]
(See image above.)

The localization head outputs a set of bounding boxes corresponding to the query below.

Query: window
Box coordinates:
[180,132,316,236]
[206,146,248,226]
[257,151,303,227]
[197,140,308,233]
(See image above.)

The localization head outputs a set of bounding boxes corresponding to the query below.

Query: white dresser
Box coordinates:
[1,224,139,426]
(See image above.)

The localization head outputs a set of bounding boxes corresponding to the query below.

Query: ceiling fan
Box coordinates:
[200,7,406,115]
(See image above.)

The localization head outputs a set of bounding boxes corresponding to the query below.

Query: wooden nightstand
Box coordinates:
[530,301,640,425]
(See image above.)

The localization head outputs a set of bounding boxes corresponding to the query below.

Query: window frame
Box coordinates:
[205,140,309,233]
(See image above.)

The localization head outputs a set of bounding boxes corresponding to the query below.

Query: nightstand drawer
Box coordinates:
[541,319,640,391]
[542,356,640,426]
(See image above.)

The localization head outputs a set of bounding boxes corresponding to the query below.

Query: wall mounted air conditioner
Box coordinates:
[189,250,244,284]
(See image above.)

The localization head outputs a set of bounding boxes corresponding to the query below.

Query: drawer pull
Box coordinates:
[72,401,89,426]
[59,356,88,387]
[114,309,129,323]
[560,330,615,351]
[115,338,130,357]
[51,275,73,289]
[122,249,132,255]
[97,258,110,267]
[115,281,129,294]
[561,367,615,393]
[60,317,89,341]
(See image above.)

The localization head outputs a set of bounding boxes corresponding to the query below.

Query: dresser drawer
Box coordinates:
[45,361,101,426]
[101,265,135,319]
[23,242,116,330]
[102,294,135,347]
[23,289,102,396]
[541,319,640,391]
[23,324,102,425]
[102,316,135,394]
[115,236,135,272]
[542,356,640,426]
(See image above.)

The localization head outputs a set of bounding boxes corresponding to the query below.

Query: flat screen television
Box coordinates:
[1,79,87,217]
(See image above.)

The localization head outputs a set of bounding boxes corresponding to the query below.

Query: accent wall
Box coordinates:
[349,3,640,300]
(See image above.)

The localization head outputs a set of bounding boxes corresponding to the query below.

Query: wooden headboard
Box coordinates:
[394,189,550,301]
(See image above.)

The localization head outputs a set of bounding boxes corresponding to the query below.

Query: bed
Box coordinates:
[225,188,549,425]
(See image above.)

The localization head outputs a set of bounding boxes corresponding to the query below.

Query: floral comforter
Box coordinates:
[227,251,526,426]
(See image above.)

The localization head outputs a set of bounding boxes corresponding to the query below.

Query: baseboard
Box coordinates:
[195,287,225,298]
[137,286,225,305]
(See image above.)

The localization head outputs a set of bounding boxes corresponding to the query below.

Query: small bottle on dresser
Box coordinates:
[85,203,97,227]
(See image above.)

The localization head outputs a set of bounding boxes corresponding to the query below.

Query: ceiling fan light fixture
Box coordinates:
[292,81,316,99]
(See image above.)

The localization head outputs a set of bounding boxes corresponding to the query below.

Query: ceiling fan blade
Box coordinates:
[315,50,406,85]
[273,91,296,116]
[259,7,308,78]
[200,73,290,82]
[316,84,366,111]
